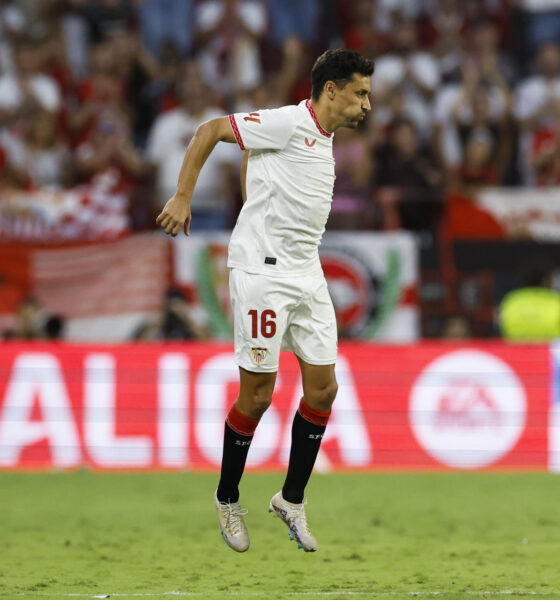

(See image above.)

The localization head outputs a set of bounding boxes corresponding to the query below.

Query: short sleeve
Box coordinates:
[228,106,298,151]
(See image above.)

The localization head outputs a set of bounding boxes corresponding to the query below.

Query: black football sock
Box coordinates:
[216,404,259,504]
[282,398,331,504]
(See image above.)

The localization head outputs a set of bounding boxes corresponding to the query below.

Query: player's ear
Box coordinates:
[324,80,336,100]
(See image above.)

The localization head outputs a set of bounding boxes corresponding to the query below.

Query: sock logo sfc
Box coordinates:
[235,440,252,447]
[308,433,323,440]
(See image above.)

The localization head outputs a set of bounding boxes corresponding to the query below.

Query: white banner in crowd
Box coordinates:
[477,187,560,241]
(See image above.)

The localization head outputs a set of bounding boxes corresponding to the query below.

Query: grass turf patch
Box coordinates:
[1,472,559,600]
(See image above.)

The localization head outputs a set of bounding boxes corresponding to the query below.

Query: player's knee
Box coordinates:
[245,392,273,419]
[307,379,338,413]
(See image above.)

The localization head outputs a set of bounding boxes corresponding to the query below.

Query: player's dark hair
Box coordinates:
[311,49,374,101]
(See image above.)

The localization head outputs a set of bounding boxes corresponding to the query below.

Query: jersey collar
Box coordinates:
[305,99,332,138]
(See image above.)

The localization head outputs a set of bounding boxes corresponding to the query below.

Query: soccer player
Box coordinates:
[156,49,374,552]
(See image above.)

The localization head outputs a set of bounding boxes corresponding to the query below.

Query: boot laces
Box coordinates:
[220,502,248,535]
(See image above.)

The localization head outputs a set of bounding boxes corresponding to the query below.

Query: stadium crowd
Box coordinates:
[0,0,559,233]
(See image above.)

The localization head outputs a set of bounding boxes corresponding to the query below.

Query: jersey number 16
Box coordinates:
[248,309,276,338]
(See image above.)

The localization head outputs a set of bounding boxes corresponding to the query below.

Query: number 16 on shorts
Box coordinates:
[248,309,277,338]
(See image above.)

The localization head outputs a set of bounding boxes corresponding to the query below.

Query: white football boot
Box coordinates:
[214,490,249,552]
[268,491,318,552]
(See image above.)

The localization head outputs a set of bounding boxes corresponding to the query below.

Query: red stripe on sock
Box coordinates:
[226,404,260,436]
[298,398,331,427]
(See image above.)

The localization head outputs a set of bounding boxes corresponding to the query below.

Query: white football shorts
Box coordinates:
[229,268,338,372]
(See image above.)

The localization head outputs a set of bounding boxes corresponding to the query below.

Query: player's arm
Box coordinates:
[240,150,249,204]
[156,117,236,236]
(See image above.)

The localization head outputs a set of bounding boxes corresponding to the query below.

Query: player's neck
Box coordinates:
[309,99,337,134]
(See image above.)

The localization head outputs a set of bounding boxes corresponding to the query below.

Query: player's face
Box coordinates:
[335,74,372,128]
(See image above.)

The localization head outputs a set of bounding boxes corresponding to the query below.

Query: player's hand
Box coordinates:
[156,194,191,237]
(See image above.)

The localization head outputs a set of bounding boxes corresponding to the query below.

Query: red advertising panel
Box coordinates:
[0,343,550,471]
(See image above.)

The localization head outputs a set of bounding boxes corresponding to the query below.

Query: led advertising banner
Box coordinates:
[0,343,551,471]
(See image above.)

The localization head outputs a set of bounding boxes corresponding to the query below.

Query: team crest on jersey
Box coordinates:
[250,347,268,366]
[305,137,317,147]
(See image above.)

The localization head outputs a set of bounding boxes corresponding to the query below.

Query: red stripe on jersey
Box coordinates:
[229,114,246,150]
[305,99,332,138]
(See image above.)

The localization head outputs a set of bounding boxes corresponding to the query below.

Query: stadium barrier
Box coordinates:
[1,342,559,472]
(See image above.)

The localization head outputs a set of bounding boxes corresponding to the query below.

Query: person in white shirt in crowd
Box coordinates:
[514,41,560,183]
[468,18,517,88]
[373,19,440,143]
[1,109,73,189]
[194,0,267,102]
[146,61,238,229]
[0,37,61,125]
[433,55,510,172]
[373,0,426,34]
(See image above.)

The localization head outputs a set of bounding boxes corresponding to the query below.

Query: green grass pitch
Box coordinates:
[1,472,560,600]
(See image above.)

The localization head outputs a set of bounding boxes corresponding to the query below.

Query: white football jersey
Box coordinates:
[227,99,335,276]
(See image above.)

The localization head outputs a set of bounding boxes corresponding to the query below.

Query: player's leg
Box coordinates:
[269,272,338,551]
[217,367,277,505]
[215,367,276,553]
[283,359,337,502]
[269,360,337,552]
[216,268,286,551]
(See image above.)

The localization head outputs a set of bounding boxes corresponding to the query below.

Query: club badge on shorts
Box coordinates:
[250,347,268,366]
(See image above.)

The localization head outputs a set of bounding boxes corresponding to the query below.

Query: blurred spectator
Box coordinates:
[0,37,62,126]
[468,18,517,88]
[267,0,320,47]
[374,0,425,34]
[517,0,560,60]
[50,0,91,81]
[531,97,560,185]
[70,40,125,144]
[329,124,373,229]
[37,24,77,100]
[194,0,267,101]
[263,0,322,104]
[1,109,73,188]
[461,0,494,36]
[441,314,472,339]
[134,288,207,341]
[514,42,560,183]
[373,19,440,142]
[433,56,510,175]
[75,106,150,193]
[374,118,444,231]
[146,62,238,230]
[44,313,65,340]
[453,127,499,192]
[105,30,160,144]
[418,0,465,80]
[0,0,26,74]
[132,39,184,141]
[233,76,284,112]
[14,296,44,340]
[137,0,195,59]
[82,0,134,44]
[448,84,511,189]
[340,0,390,59]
